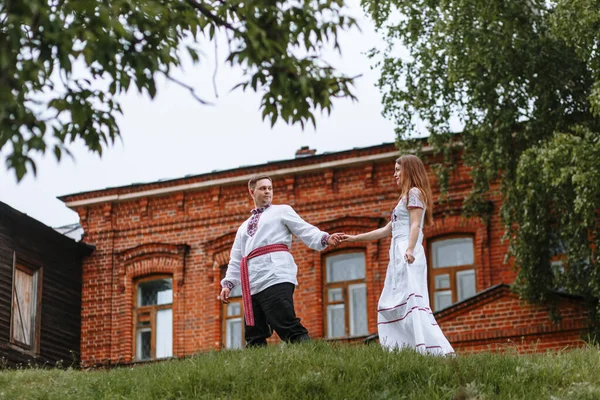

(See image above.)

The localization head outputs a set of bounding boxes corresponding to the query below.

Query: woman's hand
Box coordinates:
[404,248,415,264]
[341,234,358,242]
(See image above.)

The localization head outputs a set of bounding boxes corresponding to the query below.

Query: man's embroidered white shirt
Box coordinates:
[221,204,330,295]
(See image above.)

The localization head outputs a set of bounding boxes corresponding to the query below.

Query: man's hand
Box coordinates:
[219,287,231,304]
[327,232,344,248]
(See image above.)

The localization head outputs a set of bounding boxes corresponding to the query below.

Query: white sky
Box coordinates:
[0,0,399,228]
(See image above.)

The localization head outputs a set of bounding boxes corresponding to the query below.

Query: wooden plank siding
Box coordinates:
[0,202,93,367]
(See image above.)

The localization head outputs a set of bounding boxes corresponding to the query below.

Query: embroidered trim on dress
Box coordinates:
[406,187,425,209]
[377,293,425,312]
[377,306,433,325]
[415,344,455,355]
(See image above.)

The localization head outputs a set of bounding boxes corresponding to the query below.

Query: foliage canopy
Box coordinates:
[365,0,600,331]
[0,0,357,179]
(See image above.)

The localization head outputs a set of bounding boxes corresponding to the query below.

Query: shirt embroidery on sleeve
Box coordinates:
[321,233,330,247]
[222,280,235,289]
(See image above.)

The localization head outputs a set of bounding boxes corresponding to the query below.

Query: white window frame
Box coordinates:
[133,275,174,361]
[323,252,369,339]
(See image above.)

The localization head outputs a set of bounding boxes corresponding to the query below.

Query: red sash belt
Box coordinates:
[240,244,289,326]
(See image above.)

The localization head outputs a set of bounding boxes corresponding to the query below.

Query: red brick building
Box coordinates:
[59,142,588,365]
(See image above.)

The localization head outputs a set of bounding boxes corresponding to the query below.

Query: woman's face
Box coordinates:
[393,162,402,186]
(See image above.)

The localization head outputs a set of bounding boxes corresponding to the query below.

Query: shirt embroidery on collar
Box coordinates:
[247,204,271,237]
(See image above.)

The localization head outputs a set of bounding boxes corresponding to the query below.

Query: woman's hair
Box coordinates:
[396,155,434,225]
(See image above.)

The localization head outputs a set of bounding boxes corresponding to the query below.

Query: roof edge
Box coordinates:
[0,201,95,254]
[58,141,396,202]
[61,144,434,208]
[434,283,585,322]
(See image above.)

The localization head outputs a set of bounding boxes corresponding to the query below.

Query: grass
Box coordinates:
[1,342,600,399]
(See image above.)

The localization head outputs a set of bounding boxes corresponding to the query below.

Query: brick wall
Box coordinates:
[435,285,588,353]
[60,143,585,365]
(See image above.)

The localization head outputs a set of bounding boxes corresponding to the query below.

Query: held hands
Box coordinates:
[219,287,231,304]
[327,233,345,248]
[404,248,415,264]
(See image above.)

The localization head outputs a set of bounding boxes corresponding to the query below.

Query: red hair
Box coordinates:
[396,155,434,225]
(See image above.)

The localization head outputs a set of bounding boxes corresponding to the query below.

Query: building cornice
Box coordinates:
[63,149,414,208]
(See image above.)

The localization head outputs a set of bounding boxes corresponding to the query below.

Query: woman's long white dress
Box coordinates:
[377,187,455,355]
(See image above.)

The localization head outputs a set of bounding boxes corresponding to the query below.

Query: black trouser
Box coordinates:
[245,282,310,347]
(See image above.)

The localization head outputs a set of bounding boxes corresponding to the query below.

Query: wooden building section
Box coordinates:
[0,202,93,366]
[59,142,589,366]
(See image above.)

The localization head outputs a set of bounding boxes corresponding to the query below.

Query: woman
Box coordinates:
[342,155,454,355]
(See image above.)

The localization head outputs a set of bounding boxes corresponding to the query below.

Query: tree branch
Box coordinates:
[184,0,238,32]
[213,37,219,98]
[164,74,214,105]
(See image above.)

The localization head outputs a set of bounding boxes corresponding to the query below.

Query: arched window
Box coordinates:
[323,252,369,338]
[133,275,173,361]
[220,267,244,349]
[428,236,477,311]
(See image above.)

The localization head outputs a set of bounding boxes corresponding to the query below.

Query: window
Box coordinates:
[133,276,173,361]
[221,268,244,349]
[429,237,477,311]
[11,259,42,353]
[222,285,244,349]
[324,252,369,338]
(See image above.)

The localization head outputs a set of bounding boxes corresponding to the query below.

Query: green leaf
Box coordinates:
[1,0,357,181]
[363,0,600,333]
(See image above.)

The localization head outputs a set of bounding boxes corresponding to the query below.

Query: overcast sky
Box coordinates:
[0,0,400,228]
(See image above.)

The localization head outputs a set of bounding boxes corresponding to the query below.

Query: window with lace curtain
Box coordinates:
[220,266,244,349]
[323,252,369,339]
[428,236,477,311]
[133,276,173,361]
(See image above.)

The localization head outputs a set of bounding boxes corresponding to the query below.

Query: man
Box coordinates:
[220,174,343,347]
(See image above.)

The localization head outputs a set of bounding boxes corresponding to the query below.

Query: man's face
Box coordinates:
[250,178,273,207]
[393,162,402,186]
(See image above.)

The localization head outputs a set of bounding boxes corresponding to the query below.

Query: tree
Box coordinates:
[0,0,357,180]
[365,0,600,333]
